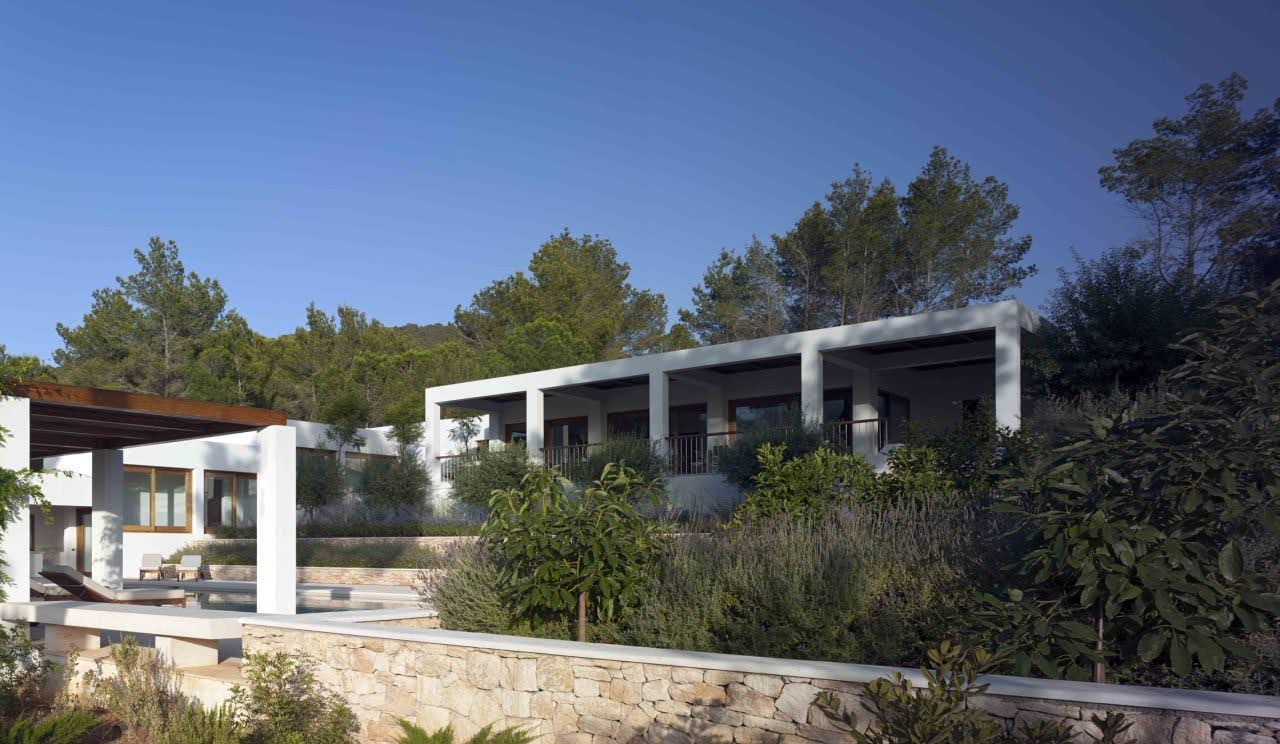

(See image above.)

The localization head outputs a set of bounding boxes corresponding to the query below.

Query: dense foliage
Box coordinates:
[816,642,1132,743]
[166,539,449,569]
[681,149,1036,341]
[483,465,664,641]
[394,721,535,744]
[447,445,534,510]
[986,282,1280,683]
[729,444,877,524]
[437,504,1005,667]
[359,453,431,517]
[0,624,49,715]
[230,652,357,744]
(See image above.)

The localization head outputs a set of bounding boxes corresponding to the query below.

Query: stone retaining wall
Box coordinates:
[242,621,1280,744]
[194,535,477,549]
[206,564,433,587]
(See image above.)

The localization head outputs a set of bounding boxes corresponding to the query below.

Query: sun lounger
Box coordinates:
[138,553,165,580]
[38,564,186,607]
[175,555,202,582]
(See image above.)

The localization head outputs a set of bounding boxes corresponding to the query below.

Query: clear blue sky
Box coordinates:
[2,1,1277,358]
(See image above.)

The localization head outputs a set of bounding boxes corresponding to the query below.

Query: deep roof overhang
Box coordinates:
[9,382,287,459]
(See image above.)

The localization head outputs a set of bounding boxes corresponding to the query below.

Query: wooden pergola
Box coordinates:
[1,383,296,611]
[10,382,285,460]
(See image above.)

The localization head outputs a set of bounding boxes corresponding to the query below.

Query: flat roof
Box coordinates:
[426,300,1036,406]
[9,381,286,459]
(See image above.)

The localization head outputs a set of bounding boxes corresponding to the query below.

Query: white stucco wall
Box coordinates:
[36,418,425,579]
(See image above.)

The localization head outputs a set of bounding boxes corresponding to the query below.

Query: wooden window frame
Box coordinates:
[727,392,800,432]
[123,465,192,534]
[297,446,337,461]
[204,470,257,529]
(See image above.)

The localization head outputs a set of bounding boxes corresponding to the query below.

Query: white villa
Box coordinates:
[0,299,1036,610]
[425,299,1035,509]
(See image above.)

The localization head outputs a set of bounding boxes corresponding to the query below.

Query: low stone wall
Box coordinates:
[205,564,434,587]
[242,618,1280,744]
[194,535,477,549]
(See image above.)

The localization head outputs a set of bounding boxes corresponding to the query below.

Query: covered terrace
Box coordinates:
[0,382,299,613]
[427,301,1037,491]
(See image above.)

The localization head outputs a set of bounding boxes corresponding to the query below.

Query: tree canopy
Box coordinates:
[680,148,1036,342]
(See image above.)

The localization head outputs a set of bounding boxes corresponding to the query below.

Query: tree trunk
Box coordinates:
[577,592,588,643]
[1093,600,1106,683]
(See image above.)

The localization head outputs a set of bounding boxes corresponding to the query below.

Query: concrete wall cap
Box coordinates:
[240,616,1280,720]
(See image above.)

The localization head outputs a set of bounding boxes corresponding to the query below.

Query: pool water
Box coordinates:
[189,591,420,614]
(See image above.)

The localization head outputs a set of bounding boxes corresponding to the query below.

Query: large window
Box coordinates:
[729,393,799,432]
[343,451,398,472]
[877,390,911,445]
[124,466,191,533]
[204,471,256,530]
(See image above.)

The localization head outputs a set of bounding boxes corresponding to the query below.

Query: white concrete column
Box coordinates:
[994,320,1022,430]
[800,348,824,425]
[191,467,206,538]
[484,411,503,445]
[525,388,544,464]
[425,399,443,483]
[851,364,879,455]
[91,449,124,590]
[586,400,604,444]
[0,396,31,602]
[257,425,296,614]
[706,385,727,450]
[649,372,669,456]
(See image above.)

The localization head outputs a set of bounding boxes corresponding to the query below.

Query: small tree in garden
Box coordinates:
[296,450,346,521]
[384,397,425,455]
[320,390,369,460]
[0,358,54,603]
[986,282,1280,683]
[483,464,663,642]
[449,413,482,451]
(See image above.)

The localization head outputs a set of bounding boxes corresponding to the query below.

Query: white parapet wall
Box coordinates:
[241,616,1280,744]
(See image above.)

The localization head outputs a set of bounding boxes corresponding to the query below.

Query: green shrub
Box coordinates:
[815,642,1132,743]
[600,504,1009,666]
[422,541,510,635]
[359,453,431,517]
[879,443,955,501]
[85,635,185,739]
[230,652,356,744]
[987,283,1280,684]
[0,622,51,713]
[166,540,450,569]
[395,721,535,744]
[297,453,347,521]
[155,703,243,744]
[213,519,481,537]
[571,437,666,486]
[715,415,826,491]
[449,445,533,510]
[731,444,877,524]
[484,465,664,641]
[0,708,98,744]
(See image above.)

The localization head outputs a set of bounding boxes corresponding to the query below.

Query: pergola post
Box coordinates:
[0,396,31,602]
[525,388,544,464]
[90,449,125,590]
[257,425,296,614]
[850,364,879,456]
[648,372,669,458]
[800,348,824,425]
[994,319,1023,430]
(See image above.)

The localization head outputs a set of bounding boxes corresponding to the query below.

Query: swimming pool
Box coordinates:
[188,591,422,614]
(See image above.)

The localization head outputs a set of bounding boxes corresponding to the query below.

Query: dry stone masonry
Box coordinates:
[241,622,1280,744]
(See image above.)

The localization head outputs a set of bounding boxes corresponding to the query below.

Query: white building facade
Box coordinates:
[425,301,1037,511]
